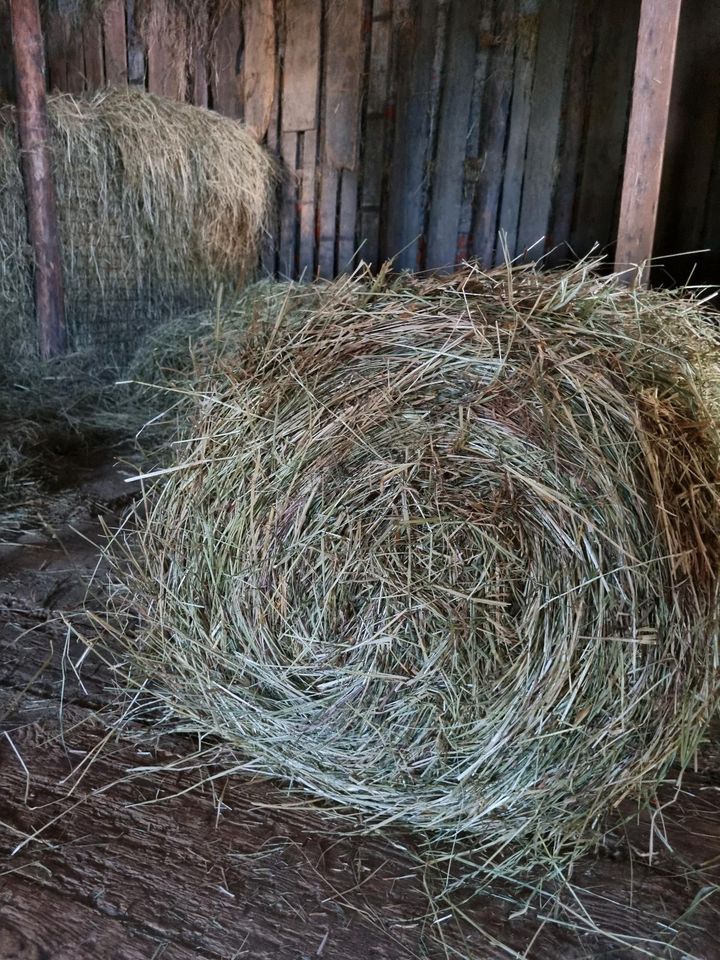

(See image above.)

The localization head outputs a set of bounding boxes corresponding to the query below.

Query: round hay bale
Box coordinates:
[114,264,720,883]
[0,88,274,363]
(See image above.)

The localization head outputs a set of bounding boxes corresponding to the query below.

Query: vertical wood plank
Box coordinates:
[318,168,339,278]
[571,0,641,259]
[103,0,128,86]
[319,0,364,276]
[243,0,276,140]
[282,0,321,132]
[616,0,683,281]
[386,0,440,270]
[65,17,85,93]
[211,0,242,116]
[359,0,392,267]
[472,0,515,266]
[280,0,321,277]
[654,0,720,278]
[337,168,359,270]
[82,15,104,90]
[426,0,479,269]
[298,128,318,276]
[147,0,188,101]
[262,14,282,275]
[278,130,299,277]
[0,0,15,101]
[45,12,67,92]
[126,0,146,86]
[9,0,66,358]
[455,0,494,263]
[515,0,574,258]
[497,0,540,258]
[546,0,599,263]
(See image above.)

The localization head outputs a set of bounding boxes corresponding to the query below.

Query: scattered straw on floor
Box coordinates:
[104,261,720,888]
[0,87,273,363]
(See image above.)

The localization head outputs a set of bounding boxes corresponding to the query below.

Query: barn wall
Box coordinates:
[2,0,645,279]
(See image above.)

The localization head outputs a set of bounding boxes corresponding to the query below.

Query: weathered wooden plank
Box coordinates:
[261,25,282,275]
[0,0,14,101]
[546,0,599,263]
[337,168,359,271]
[210,0,242,116]
[298,128,317,277]
[243,0,276,140]
[281,0,321,133]
[102,0,128,86]
[147,0,188,101]
[455,1,494,263]
[9,0,66,359]
[125,0,146,86]
[44,11,67,92]
[571,0,641,260]
[497,0,540,258]
[318,167,339,279]
[426,0,479,269]
[82,14,104,90]
[616,0,683,282]
[65,14,85,93]
[323,0,364,169]
[472,0,516,266]
[654,0,720,277]
[359,0,392,267]
[516,0,574,259]
[386,0,440,270]
[278,130,299,277]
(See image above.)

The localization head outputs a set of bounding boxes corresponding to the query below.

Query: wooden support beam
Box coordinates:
[9,0,66,359]
[615,0,683,284]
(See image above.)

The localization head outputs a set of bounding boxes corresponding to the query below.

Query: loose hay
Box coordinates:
[109,262,720,886]
[0,87,273,363]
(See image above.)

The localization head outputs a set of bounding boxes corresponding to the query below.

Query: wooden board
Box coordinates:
[425,0,478,269]
[211,0,242,117]
[281,0,321,133]
[616,0,683,281]
[472,0,516,266]
[385,0,440,270]
[515,0,574,258]
[358,0,393,267]
[34,0,685,282]
[497,0,540,258]
[102,0,127,86]
[571,0,642,260]
[82,15,104,89]
[243,0,276,140]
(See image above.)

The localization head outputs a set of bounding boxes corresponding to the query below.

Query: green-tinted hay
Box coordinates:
[0,87,273,365]
[103,260,720,891]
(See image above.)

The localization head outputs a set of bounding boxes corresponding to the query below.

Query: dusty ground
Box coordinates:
[1,451,719,960]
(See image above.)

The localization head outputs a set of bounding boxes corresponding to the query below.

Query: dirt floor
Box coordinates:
[1,451,720,960]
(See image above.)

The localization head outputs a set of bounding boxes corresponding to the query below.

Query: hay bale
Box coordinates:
[110,263,720,884]
[0,88,273,363]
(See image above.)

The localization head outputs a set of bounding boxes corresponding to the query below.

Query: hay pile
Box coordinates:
[0,87,273,363]
[109,263,720,885]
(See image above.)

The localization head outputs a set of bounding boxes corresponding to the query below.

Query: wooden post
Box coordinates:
[615,0,683,285]
[9,0,66,358]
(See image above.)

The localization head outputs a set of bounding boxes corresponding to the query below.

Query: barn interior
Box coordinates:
[1,2,720,958]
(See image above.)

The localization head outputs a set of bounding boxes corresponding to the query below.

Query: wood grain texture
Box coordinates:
[516,0,574,258]
[281,0,321,133]
[9,0,66,359]
[102,0,127,86]
[243,0,276,140]
[36,0,685,280]
[211,0,243,116]
[616,0,683,281]
[82,15,104,89]
[425,0,478,269]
